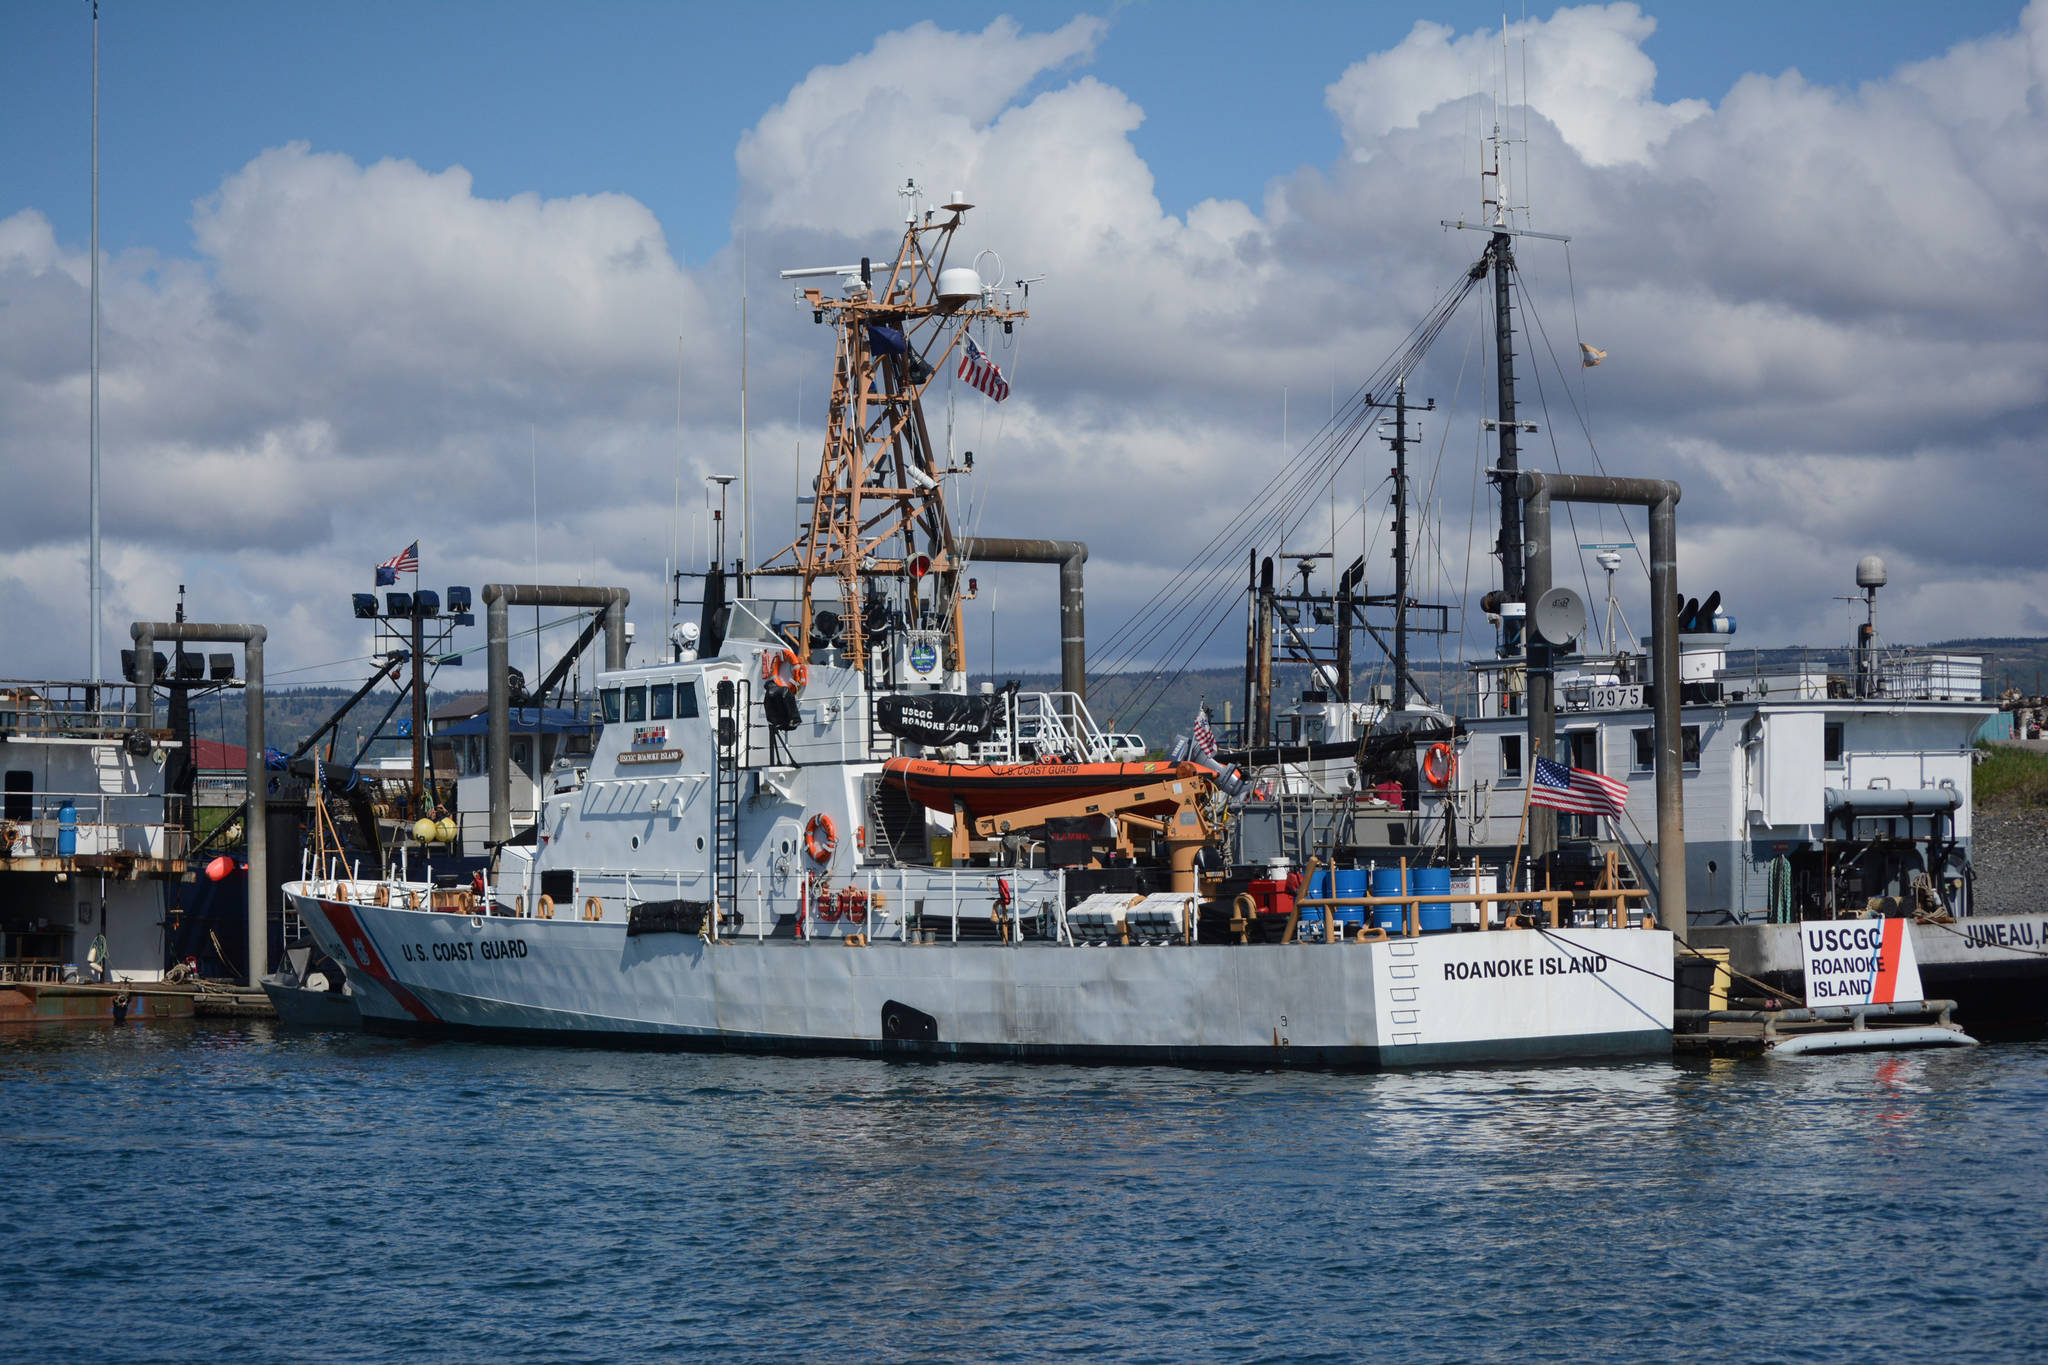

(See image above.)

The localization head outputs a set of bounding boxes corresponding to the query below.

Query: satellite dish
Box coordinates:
[1531,587,1587,646]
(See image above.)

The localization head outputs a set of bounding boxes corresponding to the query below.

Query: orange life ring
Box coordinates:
[805,813,837,863]
[764,648,809,692]
[1423,742,1457,788]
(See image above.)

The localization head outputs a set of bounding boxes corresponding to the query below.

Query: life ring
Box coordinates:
[805,813,838,863]
[583,896,602,922]
[763,648,809,692]
[537,895,555,920]
[1423,742,1457,788]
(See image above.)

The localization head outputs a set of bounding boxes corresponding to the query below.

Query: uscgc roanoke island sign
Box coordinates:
[1800,920,1924,1005]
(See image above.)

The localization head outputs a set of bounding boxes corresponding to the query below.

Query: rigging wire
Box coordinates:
[1513,259,1652,582]
[1095,267,1489,684]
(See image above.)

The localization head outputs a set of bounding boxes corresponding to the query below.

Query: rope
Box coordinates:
[1767,856,1794,925]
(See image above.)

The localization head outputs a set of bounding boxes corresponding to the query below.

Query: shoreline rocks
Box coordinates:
[1972,805,2048,917]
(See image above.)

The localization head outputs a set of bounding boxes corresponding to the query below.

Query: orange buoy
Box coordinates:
[763,648,809,692]
[805,812,838,863]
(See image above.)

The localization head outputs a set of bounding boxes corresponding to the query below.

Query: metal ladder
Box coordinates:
[713,677,744,934]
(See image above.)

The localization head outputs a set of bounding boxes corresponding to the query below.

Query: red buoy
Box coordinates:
[205,854,235,882]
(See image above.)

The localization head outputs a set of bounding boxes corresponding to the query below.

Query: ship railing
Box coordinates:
[973,690,1117,763]
[1713,647,1985,704]
[1,790,190,862]
[1295,857,1655,938]
[0,960,69,984]
[0,679,153,738]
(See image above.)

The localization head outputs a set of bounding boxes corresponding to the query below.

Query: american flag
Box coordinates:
[378,541,419,578]
[1192,709,1217,757]
[1529,755,1630,819]
[957,333,1009,402]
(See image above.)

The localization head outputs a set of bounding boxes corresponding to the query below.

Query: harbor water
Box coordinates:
[3,1022,2044,1363]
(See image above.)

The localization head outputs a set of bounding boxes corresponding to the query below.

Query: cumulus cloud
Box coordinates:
[1325,4,1708,167]
[3,3,2047,697]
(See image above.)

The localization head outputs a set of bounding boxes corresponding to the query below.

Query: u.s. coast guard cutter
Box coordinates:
[285,189,1672,1066]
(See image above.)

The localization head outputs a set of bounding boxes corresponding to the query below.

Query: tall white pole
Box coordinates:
[749,225,757,589]
[669,334,683,646]
[88,0,102,683]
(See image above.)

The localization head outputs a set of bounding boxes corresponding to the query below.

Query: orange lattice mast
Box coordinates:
[760,181,1026,676]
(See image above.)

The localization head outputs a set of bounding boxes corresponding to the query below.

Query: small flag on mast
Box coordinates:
[958,333,1009,402]
[376,541,419,586]
[1192,709,1217,758]
[1529,755,1629,819]
[1579,343,1607,368]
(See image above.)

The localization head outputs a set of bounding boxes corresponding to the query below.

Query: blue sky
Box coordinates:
[5,2,2047,690]
[7,1,2026,266]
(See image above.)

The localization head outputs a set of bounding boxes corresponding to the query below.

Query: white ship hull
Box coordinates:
[287,882,1673,1068]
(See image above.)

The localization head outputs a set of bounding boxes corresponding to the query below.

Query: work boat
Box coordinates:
[1196,115,2032,1033]
[285,188,1671,1066]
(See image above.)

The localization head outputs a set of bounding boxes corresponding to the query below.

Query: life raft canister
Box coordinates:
[1423,741,1457,788]
[805,812,838,863]
[763,648,809,692]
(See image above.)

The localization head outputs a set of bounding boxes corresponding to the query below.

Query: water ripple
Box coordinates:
[2,1023,2044,1362]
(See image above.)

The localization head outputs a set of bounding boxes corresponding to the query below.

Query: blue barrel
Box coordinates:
[1296,869,1326,926]
[57,801,77,858]
[1332,869,1367,927]
[1369,867,1406,932]
[1413,867,1453,932]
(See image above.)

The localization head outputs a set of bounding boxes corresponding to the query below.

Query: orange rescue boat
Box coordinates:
[880,757,1209,821]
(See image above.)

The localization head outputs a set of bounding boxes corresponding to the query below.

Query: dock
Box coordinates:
[1674,999,1974,1058]
[0,978,276,1023]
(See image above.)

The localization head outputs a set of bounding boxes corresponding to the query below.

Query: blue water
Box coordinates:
[4,1023,2046,1363]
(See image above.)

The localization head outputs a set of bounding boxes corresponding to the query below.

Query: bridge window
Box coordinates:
[675,682,700,718]
[599,689,621,724]
[650,683,674,720]
[1630,727,1703,771]
[1499,735,1523,784]
[623,687,647,722]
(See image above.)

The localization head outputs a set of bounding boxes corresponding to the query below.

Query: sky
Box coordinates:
[2,0,2042,705]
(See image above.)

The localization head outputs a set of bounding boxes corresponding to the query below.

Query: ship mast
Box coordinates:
[1445,119,1564,658]
[761,183,1025,677]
